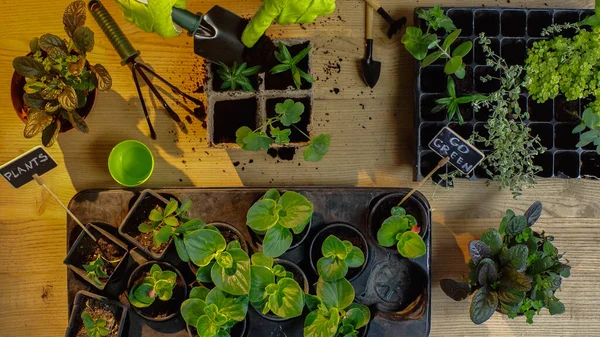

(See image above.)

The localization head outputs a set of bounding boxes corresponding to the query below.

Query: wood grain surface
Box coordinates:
[0,0,598,336]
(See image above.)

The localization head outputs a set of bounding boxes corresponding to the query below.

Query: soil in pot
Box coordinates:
[213,98,258,144]
[266,97,311,142]
[70,230,127,286]
[310,224,367,281]
[264,41,312,90]
[70,296,123,337]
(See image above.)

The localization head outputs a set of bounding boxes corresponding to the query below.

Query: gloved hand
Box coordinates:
[242,0,336,48]
[115,0,186,38]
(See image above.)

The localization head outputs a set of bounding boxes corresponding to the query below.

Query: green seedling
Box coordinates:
[377,206,426,259]
[81,309,110,337]
[270,42,314,89]
[216,61,260,92]
[82,255,121,287]
[573,106,600,154]
[128,264,178,308]
[138,198,192,247]
[434,77,487,125]
[317,235,365,282]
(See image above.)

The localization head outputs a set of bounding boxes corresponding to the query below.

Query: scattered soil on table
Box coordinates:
[131,265,185,319]
[192,104,207,129]
[74,298,120,337]
[72,233,126,283]
[311,225,366,280]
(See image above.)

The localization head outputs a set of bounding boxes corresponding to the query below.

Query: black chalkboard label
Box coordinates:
[428,127,485,174]
[0,146,57,188]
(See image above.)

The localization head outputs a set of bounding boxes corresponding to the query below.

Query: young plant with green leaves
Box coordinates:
[81,310,110,337]
[235,99,330,162]
[304,277,371,337]
[181,228,251,296]
[82,255,121,287]
[216,61,260,92]
[12,0,111,147]
[440,201,570,325]
[128,264,178,308]
[401,5,472,78]
[317,235,365,282]
[270,42,315,89]
[181,286,248,337]
[249,252,305,319]
[377,206,426,259]
[138,198,192,248]
[246,189,314,258]
[434,77,487,125]
[573,104,600,153]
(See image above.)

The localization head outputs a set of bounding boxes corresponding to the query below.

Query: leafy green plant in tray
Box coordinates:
[270,42,315,90]
[317,235,365,282]
[377,206,426,259]
[128,264,178,308]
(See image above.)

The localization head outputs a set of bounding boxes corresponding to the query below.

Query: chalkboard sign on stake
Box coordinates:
[428,127,485,175]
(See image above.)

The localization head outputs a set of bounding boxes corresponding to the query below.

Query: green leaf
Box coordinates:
[440,279,471,301]
[572,123,586,134]
[250,265,275,304]
[206,287,249,322]
[500,268,531,292]
[442,29,461,50]
[66,111,88,133]
[12,57,46,77]
[29,37,40,53]
[235,126,255,149]
[421,51,443,67]
[23,108,53,139]
[263,189,281,202]
[262,224,293,258]
[155,279,174,301]
[397,231,426,258]
[501,244,528,271]
[292,46,311,64]
[63,0,87,37]
[174,219,206,234]
[444,56,463,75]
[469,287,498,325]
[246,199,279,232]
[164,199,178,216]
[149,209,163,221]
[275,99,304,126]
[72,26,94,53]
[164,216,179,227]
[174,235,189,262]
[469,240,491,265]
[452,41,473,58]
[506,216,527,237]
[211,248,251,295]
[377,215,409,247]
[401,27,437,60]
[480,229,502,255]
[184,229,227,267]
[251,252,274,268]
[23,93,45,109]
[216,251,233,269]
[270,63,291,74]
[181,298,208,327]
[321,235,347,259]
[155,225,173,244]
[133,283,155,306]
[196,262,214,283]
[497,287,524,314]
[316,277,354,310]
[39,34,67,52]
[346,247,365,268]
[583,109,600,128]
[190,286,210,300]
[195,315,219,336]
[317,256,348,282]
[269,278,304,318]
[303,309,339,337]
[524,201,543,226]
[270,127,291,144]
[42,120,60,147]
[243,131,273,151]
[138,223,153,233]
[304,293,323,312]
[477,258,499,286]
[305,134,331,162]
[277,192,314,229]
[548,299,565,315]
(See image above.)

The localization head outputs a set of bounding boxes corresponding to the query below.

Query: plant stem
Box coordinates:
[292,124,311,140]
[436,43,452,59]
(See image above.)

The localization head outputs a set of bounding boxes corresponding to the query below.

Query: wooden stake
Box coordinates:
[33,174,97,241]
[399,157,450,206]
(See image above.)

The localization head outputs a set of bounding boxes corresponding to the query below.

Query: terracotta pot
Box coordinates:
[10,55,98,133]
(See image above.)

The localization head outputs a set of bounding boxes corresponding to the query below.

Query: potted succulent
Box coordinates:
[245,189,314,258]
[127,262,187,321]
[65,290,127,337]
[309,230,367,282]
[64,223,128,290]
[249,252,308,321]
[10,0,111,147]
[440,201,570,324]
[213,62,261,92]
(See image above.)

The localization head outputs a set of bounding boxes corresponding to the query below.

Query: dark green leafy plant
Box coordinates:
[128,264,178,308]
[216,61,260,92]
[317,235,365,282]
[377,206,426,259]
[235,99,330,162]
[401,5,472,78]
[81,310,110,337]
[181,286,248,337]
[270,42,314,89]
[82,255,121,287]
[440,202,570,325]
[138,199,193,248]
[246,189,314,258]
[303,277,371,337]
[249,252,305,319]
[573,105,600,153]
[12,0,111,147]
[434,77,487,125]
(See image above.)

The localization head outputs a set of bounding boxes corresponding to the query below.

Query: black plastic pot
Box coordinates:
[251,219,312,255]
[367,193,429,256]
[252,259,309,322]
[188,222,249,276]
[187,316,247,337]
[127,261,188,322]
[65,290,127,337]
[119,189,172,260]
[309,223,369,282]
[64,223,128,290]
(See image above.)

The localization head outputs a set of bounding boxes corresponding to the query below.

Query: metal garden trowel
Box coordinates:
[172,6,247,65]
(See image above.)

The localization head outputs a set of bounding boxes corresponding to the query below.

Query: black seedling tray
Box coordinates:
[414,7,600,181]
[66,188,432,337]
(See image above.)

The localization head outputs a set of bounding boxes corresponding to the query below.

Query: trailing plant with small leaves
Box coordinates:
[235,99,330,162]
[216,61,260,92]
[81,310,110,337]
[246,189,314,258]
[401,5,472,78]
[270,42,314,89]
[181,286,248,337]
[377,206,426,259]
[304,277,371,337]
[440,202,570,325]
[138,199,193,248]
[12,0,111,147]
[434,77,487,125]
[317,235,365,282]
[573,103,600,154]
[128,264,178,308]
[82,255,121,287]
[249,252,305,319]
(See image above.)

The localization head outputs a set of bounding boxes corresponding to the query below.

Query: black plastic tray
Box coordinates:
[414,7,600,182]
[66,188,432,337]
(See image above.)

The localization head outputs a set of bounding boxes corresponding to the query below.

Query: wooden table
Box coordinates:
[0,0,598,336]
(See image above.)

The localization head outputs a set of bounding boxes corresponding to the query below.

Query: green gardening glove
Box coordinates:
[115,0,186,38]
[242,0,336,48]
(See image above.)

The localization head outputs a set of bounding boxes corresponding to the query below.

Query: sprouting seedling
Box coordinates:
[377,206,426,259]
[81,309,110,337]
[138,199,192,247]
[235,99,330,162]
[270,42,315,89]
[82,255,122,287]
[216,61,260,92]
[128,264,177,308]
[317,235,365,282]
[573,106,600,154]
[434,77,487,125]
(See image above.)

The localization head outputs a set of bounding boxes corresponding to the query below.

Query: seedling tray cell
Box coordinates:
[414,7,600,182]
[66,188,432,337]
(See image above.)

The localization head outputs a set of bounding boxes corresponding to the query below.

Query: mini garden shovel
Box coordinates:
[361,6,381,88]
[171,6,247,64]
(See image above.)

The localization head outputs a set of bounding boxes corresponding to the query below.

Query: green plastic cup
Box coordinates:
[108,140,154,187]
